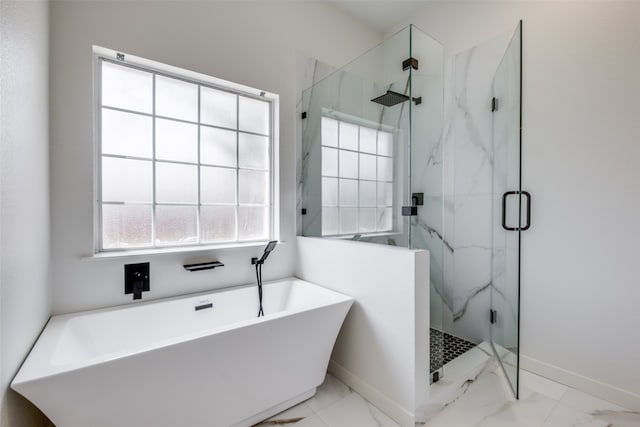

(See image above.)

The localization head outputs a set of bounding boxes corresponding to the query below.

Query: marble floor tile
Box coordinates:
[557,388,625,413]
[519,370,568,401]
[259,370,638,427]
[540,387,640,426]
[426,369,558,427]
[290,414,331,427]
[315,392,400,427]
[542,401,640,427]
[420,344,493,422]
[256,402,315,426]
[304,375,352,413]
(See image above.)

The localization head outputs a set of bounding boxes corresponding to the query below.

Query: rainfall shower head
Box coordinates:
[371,90,409,107]
[371,90,422,107]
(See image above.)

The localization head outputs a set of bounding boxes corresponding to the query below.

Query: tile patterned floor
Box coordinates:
[430,328,477,373]
[258,367,640,427]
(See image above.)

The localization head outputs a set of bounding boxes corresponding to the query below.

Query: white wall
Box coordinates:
[0,1,51,425]
[296,237,429,427]
[50,1,381,314]
[394,1,640,408]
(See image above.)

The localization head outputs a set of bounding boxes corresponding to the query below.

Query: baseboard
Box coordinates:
[328,360,415,427]
[520,354,640,411]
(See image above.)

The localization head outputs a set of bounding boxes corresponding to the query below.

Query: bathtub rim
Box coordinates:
[12,276,353,387]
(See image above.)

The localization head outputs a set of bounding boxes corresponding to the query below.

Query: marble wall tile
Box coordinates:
[440,32,511,345]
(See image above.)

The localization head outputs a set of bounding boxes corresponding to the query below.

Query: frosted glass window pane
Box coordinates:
[102,204,152,248]
[359,154,377,181]
[201,166,236,204]
[339,150,358,179]
[155,119,197,163]
[101,61,152,113]
[378,131,393,156]
[201,87,237,129]
[359,181,376,206]
[155,206,197,245]
[338,179,358,207]
[238,206,268,241]
[339,207,358,234]
[377,207,393,231]
[322,117,338,147]
[359,208,376,232]
[239,170,268,205]
[322,147,338,177]
[101,109,152,158]
[239,133,269,170]
[377,156,393,182]
[201,206,236,242]
[156,162,198,203]
[339,122,358,151]
[322,177,338,207]
[239,96,269,135]
[102,157,152,202]
[377,182,393,206]
[201,126,236,167]
[360,127,377,154]
[155,75,198,122]
[322,207,338,235]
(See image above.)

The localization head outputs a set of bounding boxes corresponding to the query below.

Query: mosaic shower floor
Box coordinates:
[430,328,476,373]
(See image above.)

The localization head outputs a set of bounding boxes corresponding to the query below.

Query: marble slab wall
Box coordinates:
[439,32,511,345]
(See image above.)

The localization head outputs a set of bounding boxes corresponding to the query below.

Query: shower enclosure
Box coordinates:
[299,21,524,404]
[300,24,447,382]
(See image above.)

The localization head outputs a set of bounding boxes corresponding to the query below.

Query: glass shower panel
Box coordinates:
[490,22,523,398]
[299,24,445,396]
[301,27,412,245]
[408,25,445,382]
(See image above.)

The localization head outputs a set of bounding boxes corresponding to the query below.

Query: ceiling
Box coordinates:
[327,0,429,33]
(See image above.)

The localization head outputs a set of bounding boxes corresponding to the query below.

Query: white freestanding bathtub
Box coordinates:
[12,278,353,427]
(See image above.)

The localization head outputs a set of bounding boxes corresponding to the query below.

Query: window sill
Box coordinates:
[83,241,281,261]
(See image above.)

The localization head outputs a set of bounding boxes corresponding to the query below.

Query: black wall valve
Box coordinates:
[125,262,150,300]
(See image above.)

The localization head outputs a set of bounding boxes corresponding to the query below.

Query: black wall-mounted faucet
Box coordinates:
[125,262,150,300]
[132,272,144,300]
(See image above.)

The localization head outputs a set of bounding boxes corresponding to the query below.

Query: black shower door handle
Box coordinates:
[502,191,531,231]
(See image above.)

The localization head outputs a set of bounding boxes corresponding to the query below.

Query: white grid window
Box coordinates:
[320,116,393,236]
[97,57,274,250]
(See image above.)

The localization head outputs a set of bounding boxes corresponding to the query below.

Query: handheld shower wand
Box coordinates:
[252,241,278,317]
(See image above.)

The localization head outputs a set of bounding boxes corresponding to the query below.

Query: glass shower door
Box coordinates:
[490,21,525,398]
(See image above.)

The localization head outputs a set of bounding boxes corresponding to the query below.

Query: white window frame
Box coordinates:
[92,46,279,254]
[320,109,396,237]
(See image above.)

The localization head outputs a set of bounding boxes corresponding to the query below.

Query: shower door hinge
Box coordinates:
[490,309,497,324]
[491,97,498,112]
[432,371,440,383]
[301,111,307,119]
[301,208,307,215]
[402,57,419,71]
